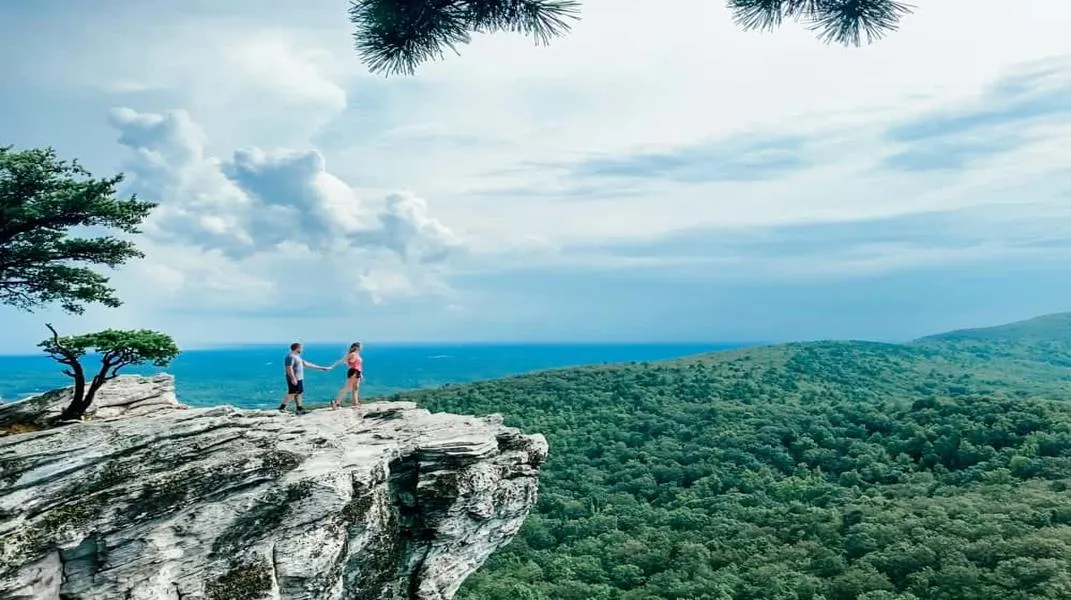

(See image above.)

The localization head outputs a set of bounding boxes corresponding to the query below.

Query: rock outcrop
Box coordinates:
[0,375,547,600]
[0,374,180,432]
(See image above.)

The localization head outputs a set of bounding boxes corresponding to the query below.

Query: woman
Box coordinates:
[331,342,363,409]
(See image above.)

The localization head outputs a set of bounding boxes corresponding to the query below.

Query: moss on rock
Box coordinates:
[212,481,314,556]
[7,498,110,564]
[260,450,306,477]
[204,560,274,600]
[129,455,291,524]
[341,489,377,525]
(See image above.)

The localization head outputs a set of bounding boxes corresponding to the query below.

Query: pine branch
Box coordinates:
[467,0,579,43]
[1,146,155,314]
[350,0,581,76]
[728,0,914,46]
[347,0,913,75]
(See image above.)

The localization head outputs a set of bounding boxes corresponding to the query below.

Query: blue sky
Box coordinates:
[2,0,1070,353]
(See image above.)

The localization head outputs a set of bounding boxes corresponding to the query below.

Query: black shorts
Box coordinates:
[346,368,363,381]
[286,379,304,395]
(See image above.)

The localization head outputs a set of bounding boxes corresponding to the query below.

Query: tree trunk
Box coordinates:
[81,374,108,417]
[58,362,88,421]
[68,356,123,421]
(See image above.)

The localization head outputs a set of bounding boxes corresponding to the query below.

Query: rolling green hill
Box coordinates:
[914,312,1071,369]
[917,312,1071,345]
[391,313,1071,600]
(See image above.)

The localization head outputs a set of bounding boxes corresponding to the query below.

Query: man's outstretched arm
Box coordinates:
[302,359,331,372]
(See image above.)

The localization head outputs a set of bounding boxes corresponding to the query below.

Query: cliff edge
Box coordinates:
[0,375,547,600]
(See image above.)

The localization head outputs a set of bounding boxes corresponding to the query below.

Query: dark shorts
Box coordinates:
[346,368,363,381]
[286,379,304,395]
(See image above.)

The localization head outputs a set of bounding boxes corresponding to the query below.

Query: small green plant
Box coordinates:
[39,323,180,422]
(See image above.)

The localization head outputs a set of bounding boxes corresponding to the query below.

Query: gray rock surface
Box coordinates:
[0,374,180,431]
[0,375,547,600]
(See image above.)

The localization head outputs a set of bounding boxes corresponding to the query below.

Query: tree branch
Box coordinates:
[45,322,60,343]
[100,349,119,368]
[105,361,128,381]
[0,214,81,246]
[43,322,79,363]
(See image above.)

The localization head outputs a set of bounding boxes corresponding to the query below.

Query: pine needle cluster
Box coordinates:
[349,0,915,76]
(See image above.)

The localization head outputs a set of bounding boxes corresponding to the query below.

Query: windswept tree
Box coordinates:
[39,324,180,422]
[0,145,156,314]
[348,0,915,76]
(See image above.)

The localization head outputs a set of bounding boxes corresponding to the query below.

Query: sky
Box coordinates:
[2,0,1071,353]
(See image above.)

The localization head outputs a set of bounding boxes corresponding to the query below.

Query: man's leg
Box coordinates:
[294,380,307,414]
[280,377,298,411]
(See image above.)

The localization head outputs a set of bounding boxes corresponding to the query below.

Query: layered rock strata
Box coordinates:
[0,375,546,600]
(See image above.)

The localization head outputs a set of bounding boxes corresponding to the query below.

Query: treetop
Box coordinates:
[39,327,180,367]
[0,145,157,314]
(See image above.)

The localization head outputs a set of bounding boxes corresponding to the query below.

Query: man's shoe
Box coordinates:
[296,408,308,416]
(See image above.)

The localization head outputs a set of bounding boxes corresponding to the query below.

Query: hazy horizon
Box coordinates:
[6,307,1071,358]
[0,340,753,359]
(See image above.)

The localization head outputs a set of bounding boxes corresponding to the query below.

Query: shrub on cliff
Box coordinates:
[0,145,155,314]
[39,324,180,421]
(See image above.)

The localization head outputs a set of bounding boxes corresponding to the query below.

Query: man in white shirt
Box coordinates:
[278,342,330,415]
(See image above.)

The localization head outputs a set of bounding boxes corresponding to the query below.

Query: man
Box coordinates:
[279,342,331,415]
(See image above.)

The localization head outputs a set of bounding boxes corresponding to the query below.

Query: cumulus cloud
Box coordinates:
[220,147,367,253]
[108,108,255,253]
[366,193,462,263]
[109,107,459,259]
[106,107,462,308]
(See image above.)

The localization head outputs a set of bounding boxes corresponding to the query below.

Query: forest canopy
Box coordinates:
[397,315,1071,600]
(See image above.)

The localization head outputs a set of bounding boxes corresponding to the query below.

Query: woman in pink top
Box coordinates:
[331,342,363,409]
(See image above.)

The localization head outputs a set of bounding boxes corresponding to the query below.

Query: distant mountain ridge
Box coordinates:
[914,311,1071,344]
[912,311,1071,370]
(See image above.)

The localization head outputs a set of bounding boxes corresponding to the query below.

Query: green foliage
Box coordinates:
[730,0,913,46]
[349,0,580,76]
[39,324,180,421]
[40,328,181,369]
[393,319,1071,600]
[915,313,1071,368]
[0,145,155,314]
[349,0,914,76]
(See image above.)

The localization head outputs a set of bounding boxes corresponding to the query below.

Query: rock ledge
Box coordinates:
[0,375,547,600]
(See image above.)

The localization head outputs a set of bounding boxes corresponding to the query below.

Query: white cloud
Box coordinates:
[373,193,462,263]
[105,107,462,311]
[219,33,347,114]
[13,0,1071,245]
[357,271,416,304]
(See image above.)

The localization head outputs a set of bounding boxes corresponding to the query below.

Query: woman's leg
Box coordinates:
[333,378,353,408]
[351,380,361,407]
